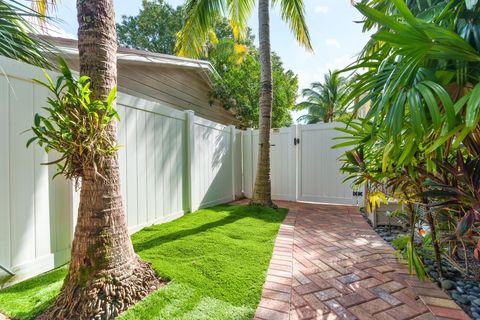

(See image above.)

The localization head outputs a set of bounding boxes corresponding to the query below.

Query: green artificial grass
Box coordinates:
[0,204,287,320]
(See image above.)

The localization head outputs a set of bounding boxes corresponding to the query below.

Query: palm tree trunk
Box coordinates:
[251,0,275,208]
[38,1,160,319]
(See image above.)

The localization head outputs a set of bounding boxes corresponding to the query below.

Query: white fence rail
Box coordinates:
[0,56,242,287]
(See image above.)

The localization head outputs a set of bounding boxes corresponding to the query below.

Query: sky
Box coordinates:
[45,0,371,121]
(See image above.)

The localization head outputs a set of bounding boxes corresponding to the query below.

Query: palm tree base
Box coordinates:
[37,257,162,320]
[249,199,278,209]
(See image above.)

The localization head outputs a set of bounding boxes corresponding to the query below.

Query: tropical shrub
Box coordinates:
[336,0,480,279]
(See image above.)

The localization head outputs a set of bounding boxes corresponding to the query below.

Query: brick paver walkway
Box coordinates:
[254,201,470,320]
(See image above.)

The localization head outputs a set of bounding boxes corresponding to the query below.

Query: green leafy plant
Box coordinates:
[27,59,120,185]
[392,234,427,280]
[334,0,480,280]
[421,151,480,238]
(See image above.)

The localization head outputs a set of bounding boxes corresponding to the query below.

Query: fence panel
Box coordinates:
[0,59,73,287]
[115,94,187,233]
[243,127,296,201]
[234,131,243,199]
[191,118,236,210]
[297,123,353,204]
[242,130,254,199]
[0,56,241,287]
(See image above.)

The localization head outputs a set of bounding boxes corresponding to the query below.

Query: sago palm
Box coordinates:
[176,0,312,207]
[296,70,349,124]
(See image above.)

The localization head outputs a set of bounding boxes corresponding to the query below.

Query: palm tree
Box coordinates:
[0,0,53,68]
[176,0,311,207]
[296,70,349,124]
[38,0,160,318]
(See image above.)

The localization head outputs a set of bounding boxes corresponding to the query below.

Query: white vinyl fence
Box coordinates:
[0,56,354,288]
[0,56,242,287]
[243,123,354,205]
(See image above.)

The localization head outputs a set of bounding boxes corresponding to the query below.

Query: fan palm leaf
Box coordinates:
[343,0,480,166]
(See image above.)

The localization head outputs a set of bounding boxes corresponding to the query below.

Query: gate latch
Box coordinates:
[293,138,300,146]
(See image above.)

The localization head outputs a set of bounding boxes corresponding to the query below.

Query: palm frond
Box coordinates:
[228,0,255,41]
[297,69,350,123]
[356,1,480,62]
[30,0,56,25]
[272,0,312,50]
[0,0,55,68]
[176,0,226,57]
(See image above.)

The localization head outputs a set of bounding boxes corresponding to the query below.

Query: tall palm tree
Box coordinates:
[38,0,160,318]
[296,70,349,124]
[0,0,53,68]
[176,0,312,207]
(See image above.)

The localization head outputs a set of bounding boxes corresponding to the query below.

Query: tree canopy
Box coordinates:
[117,0,184,55]
[116,0,298,128]
[296,70,350,124]
[210,38,297,128]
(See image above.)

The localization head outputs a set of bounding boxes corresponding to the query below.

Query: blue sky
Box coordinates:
[49,0,371,120]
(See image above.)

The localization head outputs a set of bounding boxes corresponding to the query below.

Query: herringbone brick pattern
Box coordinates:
[252,201,470,320]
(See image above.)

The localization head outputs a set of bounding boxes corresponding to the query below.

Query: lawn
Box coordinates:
[0,204,287,320]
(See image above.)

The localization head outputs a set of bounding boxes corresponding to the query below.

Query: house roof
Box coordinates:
[39,36,238,125]
[40,35,218,86]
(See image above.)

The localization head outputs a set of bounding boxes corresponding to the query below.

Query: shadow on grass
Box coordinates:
[0,266,67,294]
[16,296,56,320]
[0,204,287,320]
[133,204,285,253]
[0,265,67,319]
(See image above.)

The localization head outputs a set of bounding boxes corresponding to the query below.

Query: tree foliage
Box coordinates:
[210,38,297,128]
[296,70,350,124]
[117,0,184,55]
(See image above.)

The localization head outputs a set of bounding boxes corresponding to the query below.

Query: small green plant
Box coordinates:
[27,58,120,186]
[392,234,427,280]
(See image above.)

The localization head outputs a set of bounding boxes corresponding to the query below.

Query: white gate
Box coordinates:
[243,122,354,205]
[296,123,353,204]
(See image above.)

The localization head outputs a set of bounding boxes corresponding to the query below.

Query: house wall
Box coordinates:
[0,56,243,287]
[59,55,238,126]
[118,64,237,126]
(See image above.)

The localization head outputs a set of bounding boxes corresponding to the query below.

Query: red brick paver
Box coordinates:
[252,201,470,320]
